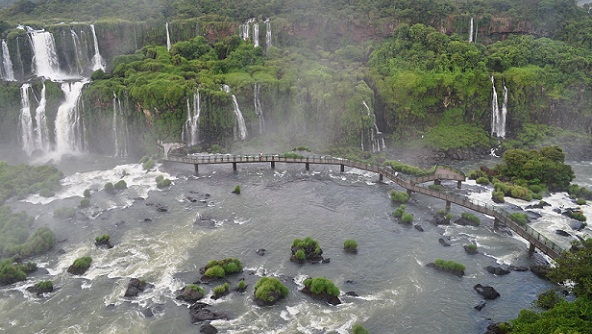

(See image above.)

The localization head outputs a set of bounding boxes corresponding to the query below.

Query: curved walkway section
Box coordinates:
[163,153,563,259]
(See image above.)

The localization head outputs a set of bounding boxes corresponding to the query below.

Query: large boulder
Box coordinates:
[189,302,229,323]
[124,278,152,297]
[530,265,551,280]
[301,286,341,305]
[438,237,451,247]
[430,212,450,225]
[200,323,218,334]
[473,284,500,300]
[484,266,510,276]
[176,285,205,303]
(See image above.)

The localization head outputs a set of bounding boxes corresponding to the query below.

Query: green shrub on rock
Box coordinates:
[53,207,75,219]
[79,198,90,208]
[83,189,91,198]
[202,258,243,278]
[476,176,489,185]
[254,277,289,305]
[156,178,171,188]
[510,213,529,226]
[142,159,155,171]
[390,190,409,203]
[114,180,127,190]
[343,239,358,253]
[302,277,341,305]
[401,212,414,224]
[393,204,406,218]
[291,237,323,263]
[461,212,480,226]
[67,256,92,275]
[430,259,465,276]
[232,185,241,194]
[492,191,505,203]
[104,182,114,192]
[352,324,369,334]
[212,282,230,299]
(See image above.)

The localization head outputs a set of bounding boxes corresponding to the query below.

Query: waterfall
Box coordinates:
[28,28,65,80]
[240,18,256,41]
[254,83,264,134]
[363,101,385,152]
[184,89,200,146]
[1,40,15,81]
[166,22,171,52]
[35,82,50,152]
[55,81,86,153]
[469,17,474,43]
[265,18,272,53]
[490,76,508,138]
[90,24,105,71]
[19,84,35,154]
[70,30,86,75]
[222,84,247,141]
[253,23,260,48]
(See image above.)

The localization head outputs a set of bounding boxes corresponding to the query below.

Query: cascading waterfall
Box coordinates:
[223,84,247,141]
[19,84,35,155]
[35,82,50,152]
[253,83,265,134]
[1,39,16,81]
[265,18,272,53]
[363,101,385,152]
[490,76,508,138]
[469,17,474,43]
[166,22,171,52]
[90,24,105,71]
[240,18,255,41]
[183,89,200,146]
[70,30,86,75]
[55,81,86,153]
[28,28,64,80]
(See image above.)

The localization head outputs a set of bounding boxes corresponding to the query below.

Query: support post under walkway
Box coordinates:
[340,164,345,173]
[233,162,237,171]
[271,161,275,169]
[445,200,451,212]
[194,164,198,174]
[305,163,310,171]
[529,243,536,255]
[457,181,462,189]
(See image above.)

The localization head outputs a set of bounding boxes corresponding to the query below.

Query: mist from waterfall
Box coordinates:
[223,84,247,141]
[112,92,129,157]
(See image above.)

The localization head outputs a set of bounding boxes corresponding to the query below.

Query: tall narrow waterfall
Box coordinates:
[183,89,200,146]
[28,28,64,80]
[223,84,247,141]
[90,24,105,72]
[19,84,35,154]
[240,18,256,41]
[166,22,171,51]
[70,30,86,75]
[253,23,260,48]
[1,40,15,81]
[35,82,50,152]
[55,81,86,153]
[112,92,128,157]
[265,18,272,53]
[254,83,264,134]
[469,17,474,43]
[490,76,508,138]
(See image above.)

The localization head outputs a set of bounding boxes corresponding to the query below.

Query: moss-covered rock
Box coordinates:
[254,277,288,306]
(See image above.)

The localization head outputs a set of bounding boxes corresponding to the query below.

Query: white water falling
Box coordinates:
[19,84,35,154]
[254,83,264,134]
[253,23,260,48]
[265,18,272,53]
[469,17,474,43]
[35,82,50,152]
[90,24,105,71]
[1,39,16,81]
[490,76,507,138]
[70,30,86,75]
[363,101,385,152]
[184,89,200,146]
[240,18,256,41]
[223,84,247,141]
[55,81,86,153]
[166,22,171,52]
[29,28,65,80]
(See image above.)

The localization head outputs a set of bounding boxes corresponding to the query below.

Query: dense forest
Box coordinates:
[0,0,591,158]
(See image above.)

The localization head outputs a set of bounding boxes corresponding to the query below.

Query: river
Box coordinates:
[1,153,590,333]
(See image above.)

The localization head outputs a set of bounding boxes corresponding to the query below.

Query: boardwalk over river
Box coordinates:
[163,153,563,259]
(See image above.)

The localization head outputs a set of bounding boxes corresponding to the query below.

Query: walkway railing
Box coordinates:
[163,152,563,259]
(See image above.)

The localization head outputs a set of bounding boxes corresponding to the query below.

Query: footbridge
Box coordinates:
[162,153,563,259]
